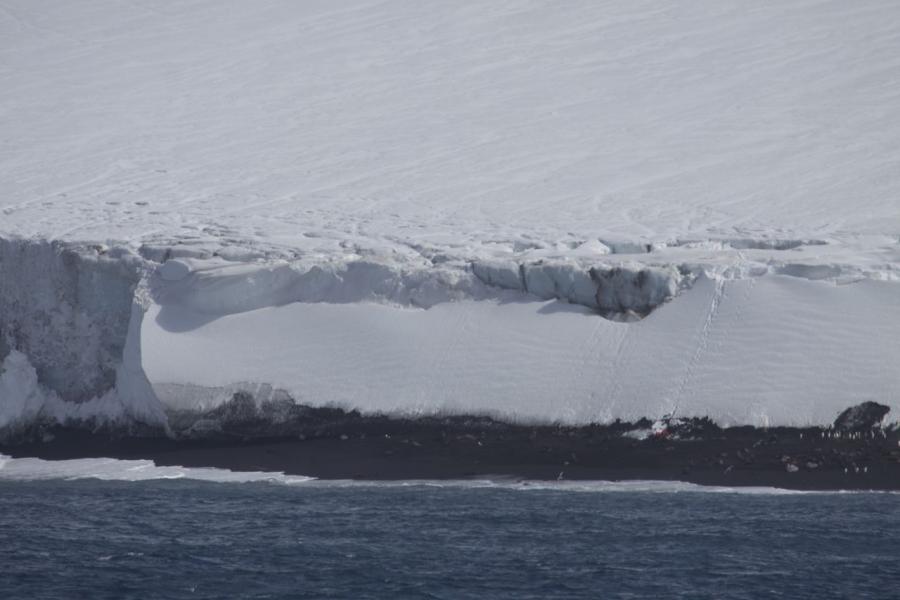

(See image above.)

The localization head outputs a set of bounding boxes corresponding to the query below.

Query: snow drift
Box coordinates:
[141,270,900,428]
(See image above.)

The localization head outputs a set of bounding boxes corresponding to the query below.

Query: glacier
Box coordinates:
[2,0,900,434]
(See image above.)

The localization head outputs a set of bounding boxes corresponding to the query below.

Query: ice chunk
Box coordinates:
[158,259,191,281]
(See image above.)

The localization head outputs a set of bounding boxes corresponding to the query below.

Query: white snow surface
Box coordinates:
[4,0,900,250]
[2,1,900,429]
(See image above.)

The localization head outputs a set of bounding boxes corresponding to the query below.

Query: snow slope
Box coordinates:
[143,276,900,428]
[1,1,899,430]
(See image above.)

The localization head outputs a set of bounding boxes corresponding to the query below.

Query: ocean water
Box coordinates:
[1,477,899,599]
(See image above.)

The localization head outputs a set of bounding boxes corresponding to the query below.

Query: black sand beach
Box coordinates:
[4,402,900,491]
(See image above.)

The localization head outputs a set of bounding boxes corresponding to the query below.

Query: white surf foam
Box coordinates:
[0,454,313,485]
[306,478,827,495]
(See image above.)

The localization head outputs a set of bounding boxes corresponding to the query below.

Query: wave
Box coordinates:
[0,454,312,485]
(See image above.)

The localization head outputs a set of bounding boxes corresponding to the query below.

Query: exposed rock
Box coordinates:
[833,402,890,431]
[208,391,259,424]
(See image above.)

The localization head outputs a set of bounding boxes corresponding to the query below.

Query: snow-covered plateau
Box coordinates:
[2,0,899,434]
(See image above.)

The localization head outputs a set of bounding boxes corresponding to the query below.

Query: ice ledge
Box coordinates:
[150,255,683,323]
[141,230,900,322]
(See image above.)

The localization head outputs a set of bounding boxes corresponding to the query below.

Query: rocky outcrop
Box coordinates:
[833,402,890,431]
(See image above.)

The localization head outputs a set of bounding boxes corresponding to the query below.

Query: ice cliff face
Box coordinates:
[0,238,163,432]
[150,255,684,320]
[472,261,682,319]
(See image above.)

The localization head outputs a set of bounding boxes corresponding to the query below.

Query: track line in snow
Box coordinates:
[669,277,726,417]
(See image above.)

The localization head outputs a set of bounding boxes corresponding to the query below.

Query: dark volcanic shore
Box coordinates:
[3,402,900,491]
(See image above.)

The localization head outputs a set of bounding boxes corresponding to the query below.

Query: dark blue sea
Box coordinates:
[2,477,899,599]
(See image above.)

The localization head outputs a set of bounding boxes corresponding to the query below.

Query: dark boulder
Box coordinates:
[833,402,890,431]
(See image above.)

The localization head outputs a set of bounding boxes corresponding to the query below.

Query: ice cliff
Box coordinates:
[0,238,162,432]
